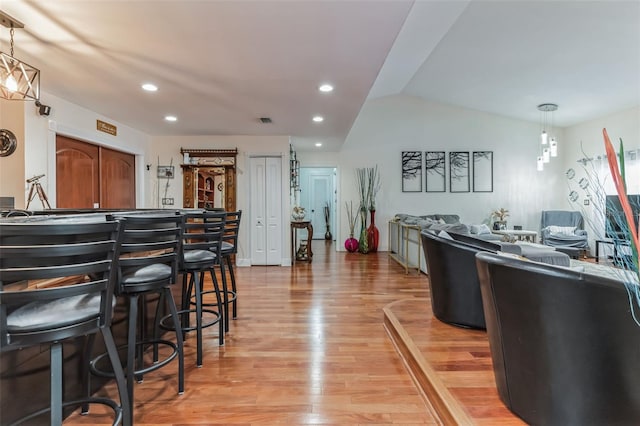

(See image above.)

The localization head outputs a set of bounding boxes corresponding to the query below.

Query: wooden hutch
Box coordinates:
[180,148,237,211]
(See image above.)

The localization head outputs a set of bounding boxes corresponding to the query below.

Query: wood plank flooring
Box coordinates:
[64,242,440,425]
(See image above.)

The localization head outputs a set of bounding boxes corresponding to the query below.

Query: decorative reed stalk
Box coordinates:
[345,201,358,236]
[367,165,381,212]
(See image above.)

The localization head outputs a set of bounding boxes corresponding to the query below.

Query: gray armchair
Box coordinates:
[540,210,589,249]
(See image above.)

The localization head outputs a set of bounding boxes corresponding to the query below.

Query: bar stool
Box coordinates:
[220,210,242,331]
[172,210,226,367]
[0,220,130,426]
[90,213,184,424]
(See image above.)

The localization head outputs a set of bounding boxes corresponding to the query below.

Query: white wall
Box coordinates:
[21,91,152,209]
[0,100,26,208]
[562,106,640,251]
[336,95,567,251]
[150,135,291,266]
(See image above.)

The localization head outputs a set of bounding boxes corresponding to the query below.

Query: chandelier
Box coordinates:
[0,11,40,101]
[536,103,558,171]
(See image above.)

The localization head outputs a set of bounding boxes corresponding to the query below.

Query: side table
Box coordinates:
[291,220,313,264]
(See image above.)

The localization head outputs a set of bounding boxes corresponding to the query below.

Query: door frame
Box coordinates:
[46,123,146,208]
[299,167,337,242]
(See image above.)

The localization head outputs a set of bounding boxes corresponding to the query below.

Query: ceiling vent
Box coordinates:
[259,117,272,124]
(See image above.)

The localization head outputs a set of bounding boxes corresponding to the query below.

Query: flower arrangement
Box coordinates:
[567,128,640,326]
[492,208,510,222]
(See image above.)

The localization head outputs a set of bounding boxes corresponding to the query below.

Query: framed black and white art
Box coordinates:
[425,151,446,192]
[473,151,493,192]
[402,151,422,192]
[449,151,470,193]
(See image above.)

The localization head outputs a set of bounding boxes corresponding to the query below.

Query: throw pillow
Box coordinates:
[547,225,577,236]
[470,224,492,235]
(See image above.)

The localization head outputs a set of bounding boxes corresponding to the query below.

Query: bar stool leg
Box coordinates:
[163,287,185,394]
[208,268,225,345]
[226,255,238,319]
[127,294,139,415]
[50,342,63,425]
[219,260,230,333]
[103,326,132,426]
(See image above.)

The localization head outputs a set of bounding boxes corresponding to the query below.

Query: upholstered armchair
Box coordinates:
[540,210,589,249]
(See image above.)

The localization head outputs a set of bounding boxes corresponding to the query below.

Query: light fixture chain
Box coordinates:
[9,25,14,57]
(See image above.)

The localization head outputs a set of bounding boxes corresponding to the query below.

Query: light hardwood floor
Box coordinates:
[65,241,441,425]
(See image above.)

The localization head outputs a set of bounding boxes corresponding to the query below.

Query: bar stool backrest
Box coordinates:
[222,210,242,254]
[183,211,226,263]
[111,214,183,293]
[0,220,121,349]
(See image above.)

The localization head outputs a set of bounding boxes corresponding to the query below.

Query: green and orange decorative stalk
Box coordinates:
[602,128,639,273]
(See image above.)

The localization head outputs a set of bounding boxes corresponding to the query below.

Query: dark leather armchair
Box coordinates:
[420,230,501,329]
[476,252,640,425]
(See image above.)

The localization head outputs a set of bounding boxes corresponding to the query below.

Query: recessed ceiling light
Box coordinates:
[142,83,158,92]
[312,115,324,122]
[318,84,333,93]
[315,142,322,147]
[164,115,177,122]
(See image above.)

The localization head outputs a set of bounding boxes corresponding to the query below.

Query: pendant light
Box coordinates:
[536,103,559,171]
[0,11,40,101]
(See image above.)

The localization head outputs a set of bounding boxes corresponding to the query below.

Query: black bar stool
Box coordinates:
[90,213,184,424]
[220,210,242,331]
[172,210,226,367]
[0,220,130,426]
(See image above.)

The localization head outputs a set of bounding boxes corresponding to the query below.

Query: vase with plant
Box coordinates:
[356,168,369,254]
[366,165,381,252]
[491,208,509,230]
[324,201,332,240]
[344,200,359,252]
[292,205,306,221]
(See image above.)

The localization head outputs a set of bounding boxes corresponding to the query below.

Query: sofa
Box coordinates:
[420,230,571,329]
[390,213,506,274]
[476,252,640,425]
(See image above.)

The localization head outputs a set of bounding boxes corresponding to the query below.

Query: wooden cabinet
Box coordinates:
[181,148,237,211]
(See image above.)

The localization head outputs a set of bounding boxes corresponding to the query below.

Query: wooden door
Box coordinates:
[101,147,135,208]
[56,136,135,209]
[56,136,99,208]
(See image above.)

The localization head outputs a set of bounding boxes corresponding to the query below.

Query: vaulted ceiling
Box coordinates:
[2,1,638,151]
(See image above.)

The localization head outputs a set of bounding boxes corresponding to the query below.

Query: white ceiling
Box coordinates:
[2,1,639,152]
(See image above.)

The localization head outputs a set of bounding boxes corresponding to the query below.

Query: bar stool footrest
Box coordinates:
[10,397,123,426]
[90,339,178,378]
[159,309,221,333]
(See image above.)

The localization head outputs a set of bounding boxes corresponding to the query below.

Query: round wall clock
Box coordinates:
[0,129,17,157]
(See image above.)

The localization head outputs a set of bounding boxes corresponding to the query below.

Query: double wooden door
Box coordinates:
[56,136,135,209]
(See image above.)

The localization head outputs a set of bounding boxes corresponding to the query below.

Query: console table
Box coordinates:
[388,220,422,274]
[492,229,538,243]
[291,220,313,264]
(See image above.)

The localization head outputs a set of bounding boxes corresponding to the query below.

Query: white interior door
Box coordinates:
[250,157,267,265]
[309,173,332,239]
[250,156,282,265]
[265,157,282,264]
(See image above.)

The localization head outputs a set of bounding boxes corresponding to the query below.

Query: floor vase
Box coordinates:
[358,209,369,254]
[367,210,380,252]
